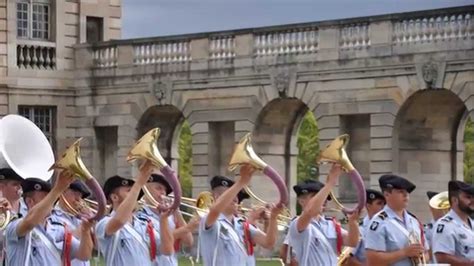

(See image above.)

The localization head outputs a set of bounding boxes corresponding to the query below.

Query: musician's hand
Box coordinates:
[0,198,11,213]
[270,203,284,220]
[54,171,75,191]
[136,161,154,185]
[238,164,254,185]
[80,218,96,232]
[347,209,361,224]
[187,216,200,232]
[403,243,424,258]
[248,206,266,223]
[327,164,342,186]
[159,208,173,220]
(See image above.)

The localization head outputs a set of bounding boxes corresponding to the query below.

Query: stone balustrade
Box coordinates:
[393,13,472,44]
[16,43,56,69]
[133,40,191,65]
[93,45,117,68]
[81,8,472,69]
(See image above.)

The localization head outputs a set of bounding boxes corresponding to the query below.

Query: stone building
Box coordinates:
[1,0,474,220]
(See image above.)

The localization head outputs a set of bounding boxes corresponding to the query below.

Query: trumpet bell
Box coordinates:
[127,128,167,169]
[0,115,55,180]
[195,191,213,217]
[50,138,93,181]
[316,134,366,214]
[51,138,107,221]
[317,134,354,172]
[127,128,182,212]
[228,133,289,206]
[228,133,267,172]
[429,191,450,210]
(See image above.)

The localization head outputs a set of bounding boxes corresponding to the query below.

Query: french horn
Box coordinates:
[317,134,366,214]
[50,138,107,221]
[127,128,182,212]
[228,133,289,206]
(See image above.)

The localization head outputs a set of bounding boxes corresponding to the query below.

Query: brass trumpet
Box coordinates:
[408,230,427,266]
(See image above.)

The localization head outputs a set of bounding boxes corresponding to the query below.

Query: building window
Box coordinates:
[16,0,51,40]
[86,16,103,43]
[18,106,56,150]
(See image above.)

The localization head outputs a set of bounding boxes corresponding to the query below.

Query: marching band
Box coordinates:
[0,114,472,266]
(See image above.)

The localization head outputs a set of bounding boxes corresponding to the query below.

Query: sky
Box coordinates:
[122,0,473,39]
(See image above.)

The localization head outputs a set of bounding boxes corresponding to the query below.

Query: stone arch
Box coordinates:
[136,104,184,169]
[392,89,467,219]
[252,98,310,215]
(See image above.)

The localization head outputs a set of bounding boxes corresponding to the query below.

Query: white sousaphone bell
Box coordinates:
[0,114,55,229]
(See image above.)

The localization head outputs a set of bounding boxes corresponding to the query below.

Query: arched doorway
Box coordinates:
[252,98,318,214]
[136,105,184,168]
[393,89,467,219]
[135,105,193,197]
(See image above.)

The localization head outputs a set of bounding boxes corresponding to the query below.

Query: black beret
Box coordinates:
[293,180,330,200]
[210,175,234,190]
[379,174,416,193]
[103,175,143,200]
[237,190,250,203]
[148,174,172,195]
[0,168,23,182]
[22,178,51,194]
[69,180,90,199]
[366,189,385,202]
[426,191,439,200]
[448,180,474,195]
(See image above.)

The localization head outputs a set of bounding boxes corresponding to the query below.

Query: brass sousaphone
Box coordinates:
[0,115,56,229]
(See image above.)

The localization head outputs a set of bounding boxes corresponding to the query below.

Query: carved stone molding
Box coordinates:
[270,69,296,98]
[416,61,446,89]
[149,80,172,105]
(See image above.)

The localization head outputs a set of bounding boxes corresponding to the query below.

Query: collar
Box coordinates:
[448,209,474,229]
[217,213,236,225]
[384,205,409,224]
[362,215,370,226]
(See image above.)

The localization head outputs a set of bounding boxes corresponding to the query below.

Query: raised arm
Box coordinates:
[252,204,283,249]
[74,219,95,261]
[159,210,174,255]
[296,164,341,232]
[172,214,199,247]
[16,172,74,237]
[205,165,253,228]
[105,161,154,235]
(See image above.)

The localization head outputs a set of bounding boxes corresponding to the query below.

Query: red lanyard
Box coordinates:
[146,220,157,261]
[243,220,254,255]
[63,224,72,266]
[331,218,343,255]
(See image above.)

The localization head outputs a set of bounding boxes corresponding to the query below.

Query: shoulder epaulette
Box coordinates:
[136,216,149,223]
[324,216,334,221]
[49,221,64,227]
[377,211,387,220]
[407,211,418,220]
[441,216,453,223]
[291,216,297,221]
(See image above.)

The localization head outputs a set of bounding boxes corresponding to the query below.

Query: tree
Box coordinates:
[464,117,474,184]
[296,111,319,183]
[178,120,193,197]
